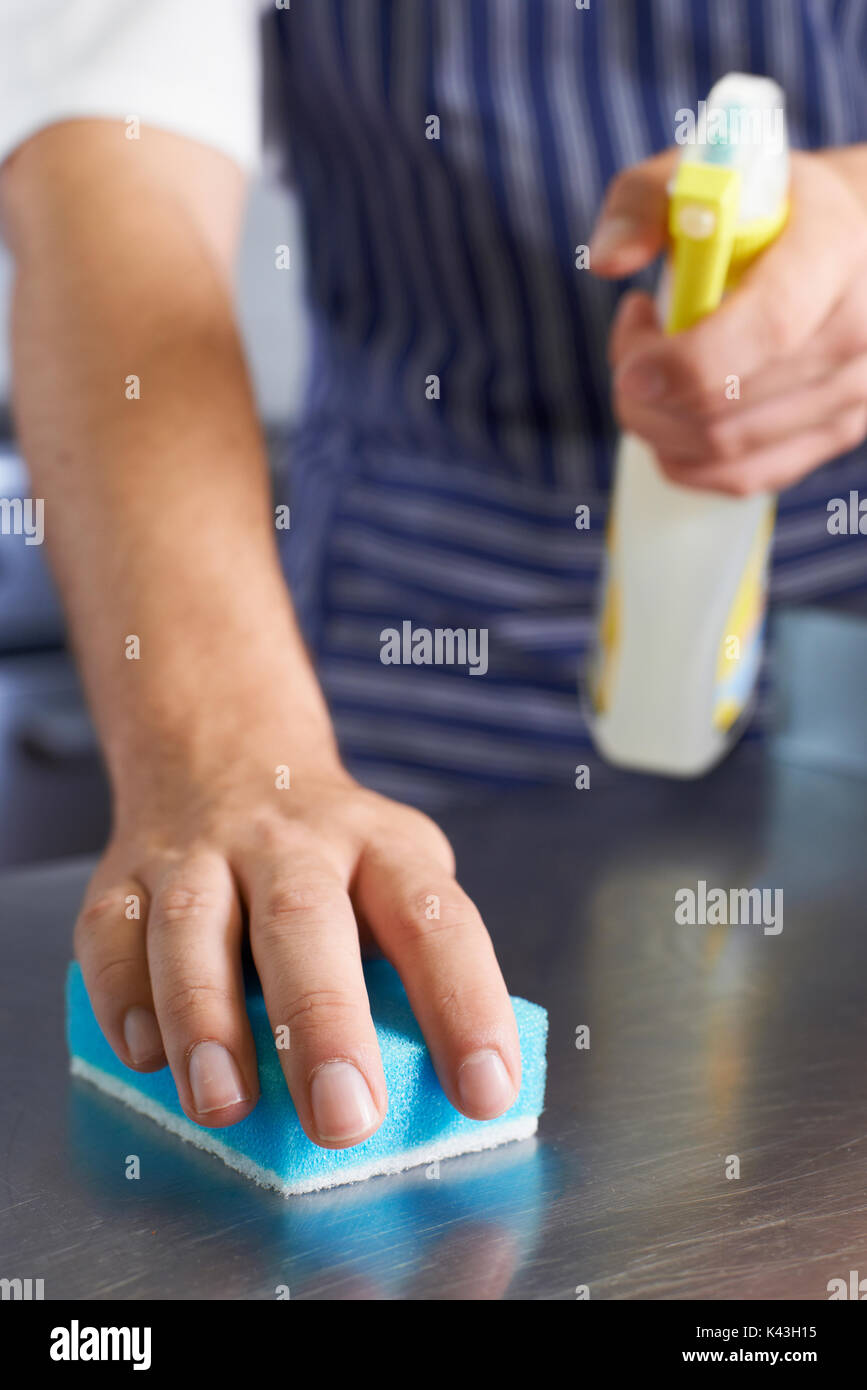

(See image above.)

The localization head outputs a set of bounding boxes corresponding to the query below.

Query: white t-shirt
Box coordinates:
[0,0,263,173]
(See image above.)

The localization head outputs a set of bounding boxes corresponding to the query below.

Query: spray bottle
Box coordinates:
[588,74,789,777]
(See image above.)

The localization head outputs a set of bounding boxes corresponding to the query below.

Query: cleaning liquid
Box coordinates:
[588,74,789,777]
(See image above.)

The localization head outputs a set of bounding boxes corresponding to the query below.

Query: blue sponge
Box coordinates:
[66,959,547,1196]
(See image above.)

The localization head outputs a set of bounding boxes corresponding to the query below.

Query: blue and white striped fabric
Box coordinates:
[272,0,867,804]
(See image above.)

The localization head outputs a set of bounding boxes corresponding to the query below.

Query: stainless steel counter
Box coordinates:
[1,610,867,1300]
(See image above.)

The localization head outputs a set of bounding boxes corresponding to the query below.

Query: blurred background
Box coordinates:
[1,170,865,871]
[0,173,309,867]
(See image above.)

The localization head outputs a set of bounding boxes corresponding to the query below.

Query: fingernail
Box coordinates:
[457,1049,514,1118]
[310,1061,378,1143]
[589,215,642,262]
[123,1007,164,1065]
[617,361,667,402]
[188,1040,249,1114]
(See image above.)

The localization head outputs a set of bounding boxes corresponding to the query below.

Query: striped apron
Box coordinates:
[271,0,867,803]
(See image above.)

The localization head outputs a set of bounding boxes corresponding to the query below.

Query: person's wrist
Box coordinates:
[105,699,349,829]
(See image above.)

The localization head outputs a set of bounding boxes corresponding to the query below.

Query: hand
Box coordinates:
[0,123,521,1151]
[74,753,520,1147]
[590,149,867,495]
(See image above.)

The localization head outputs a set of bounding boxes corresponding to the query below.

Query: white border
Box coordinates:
[70,1057,538,1196]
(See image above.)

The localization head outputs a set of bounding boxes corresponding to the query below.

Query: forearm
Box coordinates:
[1,125,339,811]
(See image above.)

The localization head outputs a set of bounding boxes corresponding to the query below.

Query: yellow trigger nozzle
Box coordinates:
[665,162,741,334]
[666,161,790,335]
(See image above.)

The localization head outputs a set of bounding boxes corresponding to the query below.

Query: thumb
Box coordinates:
[590,148,678,278]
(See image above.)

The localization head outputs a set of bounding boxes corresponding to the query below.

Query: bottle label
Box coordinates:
[712,502,775,732]
[589,518,620,715]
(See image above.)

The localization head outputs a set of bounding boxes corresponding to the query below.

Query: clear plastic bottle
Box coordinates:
[587,74,789,777]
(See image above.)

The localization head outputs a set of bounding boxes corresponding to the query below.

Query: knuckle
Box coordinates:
[395,887,481,943]
[719,472,757,498]
[434,981,503,1029]
[411,815,457,871]
[154,886,218,926]
[277,987,362,1039]
[75,892,124,944]
[88,954,144,996]
[159,980,235,1029]
[254,876,343,946]
[669,349,716,403]
[699,415,740,460]
[758,299,793,358]
[247,813,300,856]
[602,171,630,209]
[372,813,456,875]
